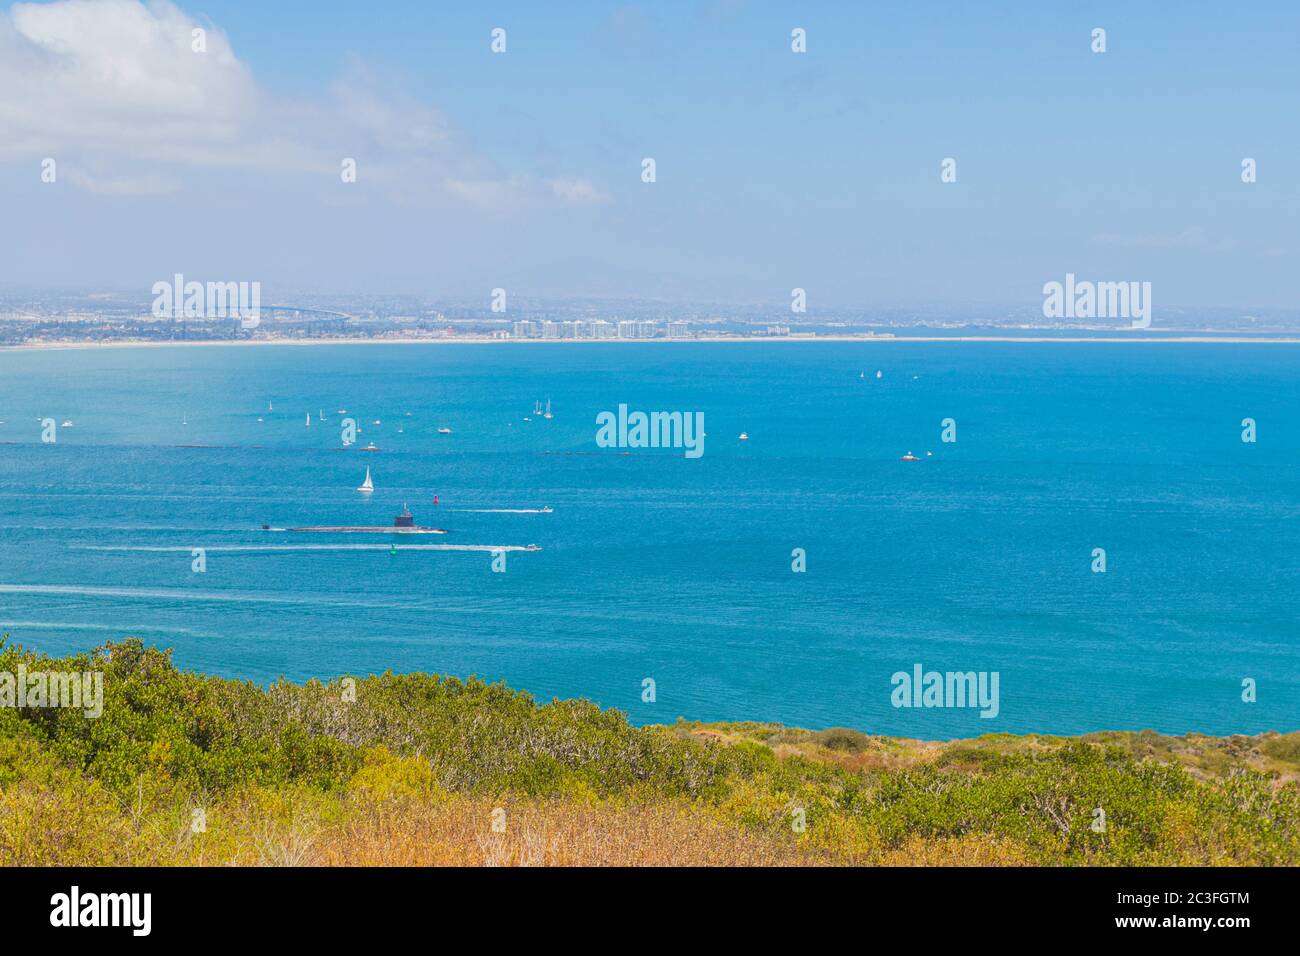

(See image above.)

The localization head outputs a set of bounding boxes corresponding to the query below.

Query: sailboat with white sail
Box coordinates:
[357,467,374,493]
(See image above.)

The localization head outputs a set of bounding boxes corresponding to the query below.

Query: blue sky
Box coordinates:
[1,0,1297,308]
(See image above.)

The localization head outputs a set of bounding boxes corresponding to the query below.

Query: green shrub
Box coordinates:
[0,635,1296,866]
[810,728,871,753]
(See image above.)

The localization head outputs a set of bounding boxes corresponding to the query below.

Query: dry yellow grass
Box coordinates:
[0,771,826,866]
[313,797,825,866]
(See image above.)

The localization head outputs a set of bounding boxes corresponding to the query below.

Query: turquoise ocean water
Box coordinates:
[0,341,1296,738]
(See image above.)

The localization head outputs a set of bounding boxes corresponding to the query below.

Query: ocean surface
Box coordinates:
[1,341,1297,738]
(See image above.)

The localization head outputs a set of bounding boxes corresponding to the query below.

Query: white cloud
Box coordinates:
[1093,226,1237,251]
[0,0,604,208]
[0,0,256,158]
[64,168,181,195]
[444,176,529,210]
[442,174,609,212]
[547,177,610,205]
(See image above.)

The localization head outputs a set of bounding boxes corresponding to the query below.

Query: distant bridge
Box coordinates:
[262,305,356,320]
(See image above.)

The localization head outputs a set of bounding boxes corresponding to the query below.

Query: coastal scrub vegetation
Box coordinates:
[1,637,1296,866]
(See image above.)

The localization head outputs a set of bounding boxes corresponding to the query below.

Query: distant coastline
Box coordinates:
[7,334,1300,352]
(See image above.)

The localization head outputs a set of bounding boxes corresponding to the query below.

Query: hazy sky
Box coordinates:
[1,0,1297,308]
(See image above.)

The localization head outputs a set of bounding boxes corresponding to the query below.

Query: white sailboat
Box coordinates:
[268,401,274,412]
[875,370,882,380]
[305,413,311,427]
[543,398,553,420]
[357,467,374,493]
[533,399,543,416]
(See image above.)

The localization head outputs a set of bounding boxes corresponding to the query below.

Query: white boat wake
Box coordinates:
[0,584,382,606]
[2,620,214,638]
[74,544,541,553]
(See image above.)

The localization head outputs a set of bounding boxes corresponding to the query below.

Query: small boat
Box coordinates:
[900,451,920,461]
[362,442,380,452]
[182,413,188,426]
[337,408,347,415]
[533,400,543,416]
[859,371,865,380]
[397,425,404,433]
[61,420,74,427]
[543,399,553,420]
[268,401,273,412]
[319,410,325,421]
[305,414,311,427]
[357,467,374,492]
[256,417,263,423]
[539,506,553,514]
[372,420,381,426]
[875,370,883,380]
[437,427,452,435]
[739,432,749,441]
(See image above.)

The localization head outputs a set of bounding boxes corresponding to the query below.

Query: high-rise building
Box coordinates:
[666,321,689,338]
[617,320,637,339]
[541,320,559,339]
